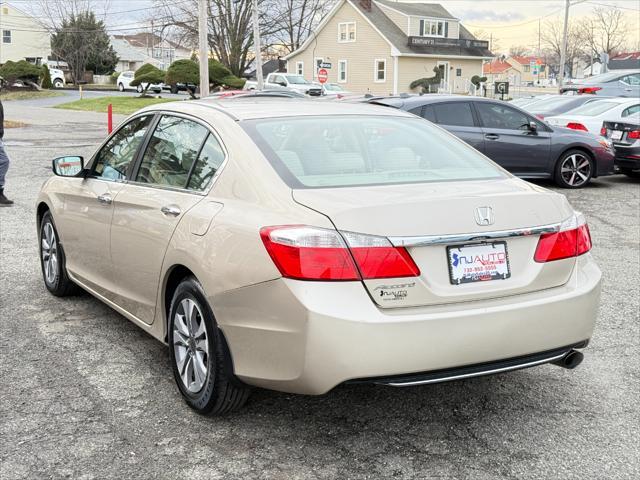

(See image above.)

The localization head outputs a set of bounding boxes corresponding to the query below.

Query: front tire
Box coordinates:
[168,277,250,415]
[39,211,80,296]
[554,150,593,188]
[53,79,64,88]
[118,83,125,92]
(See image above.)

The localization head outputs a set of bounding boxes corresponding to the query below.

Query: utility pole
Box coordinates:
[559,0,570,91]
[198,0,210,98]
[252,0,264,90]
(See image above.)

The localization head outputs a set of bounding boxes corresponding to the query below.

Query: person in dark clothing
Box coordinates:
[0,98,14,206]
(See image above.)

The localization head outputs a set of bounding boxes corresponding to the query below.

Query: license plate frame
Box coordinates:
[446,241,511,285]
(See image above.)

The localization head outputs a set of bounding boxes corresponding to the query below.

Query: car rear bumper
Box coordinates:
[214,254,601,395]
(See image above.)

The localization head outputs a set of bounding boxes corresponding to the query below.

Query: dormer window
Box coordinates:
[338,22,356,43]
[419,19,445,37]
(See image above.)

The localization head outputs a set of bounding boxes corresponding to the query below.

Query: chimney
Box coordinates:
[360,0,372,11]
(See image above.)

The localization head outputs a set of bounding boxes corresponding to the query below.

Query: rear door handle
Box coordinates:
[485,133,500,140]
[97,193,112,205]
[161,205,181,217]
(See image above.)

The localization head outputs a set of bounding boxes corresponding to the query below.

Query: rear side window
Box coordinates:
[187,134,225,191]
[622,105,640,118]
[136,116,209,188]
[244,115,505,188]
[433,102,475,127]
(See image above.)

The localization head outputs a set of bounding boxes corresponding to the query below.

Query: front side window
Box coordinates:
[475,103,531,130]
[433,102,475,127]
[285,75,309,85]
[338,60,347,83]
[2,30,11,43]
[338,22,356,42]
[244,116,505,189]
[136,116,209,188]
[374,59,386,83]
[93,115,153,181]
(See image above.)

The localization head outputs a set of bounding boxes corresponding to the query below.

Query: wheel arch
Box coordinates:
[36,201,51,229]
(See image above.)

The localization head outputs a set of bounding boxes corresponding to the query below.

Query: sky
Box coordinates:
[11,0,640,54]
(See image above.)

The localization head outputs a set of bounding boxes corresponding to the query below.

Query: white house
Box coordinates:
[111,33,192,72]
[0,2,51,64]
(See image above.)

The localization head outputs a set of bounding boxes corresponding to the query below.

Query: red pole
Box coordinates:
[107,104,113,134]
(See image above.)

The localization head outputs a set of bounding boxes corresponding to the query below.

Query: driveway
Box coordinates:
[2,88,187,108]
[0,104,638,479]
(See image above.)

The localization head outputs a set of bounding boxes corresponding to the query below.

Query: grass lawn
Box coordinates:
[0,90,64,101]
[54,96,178,115]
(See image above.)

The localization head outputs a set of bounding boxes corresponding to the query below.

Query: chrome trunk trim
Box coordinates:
[388,223,560,247]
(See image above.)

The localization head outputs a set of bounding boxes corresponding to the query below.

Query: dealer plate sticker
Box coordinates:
[447,242,511,285]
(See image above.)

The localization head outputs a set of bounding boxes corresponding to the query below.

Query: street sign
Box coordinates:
[494,81,509,95]
[319,62,332,69]
[317,68,329,84]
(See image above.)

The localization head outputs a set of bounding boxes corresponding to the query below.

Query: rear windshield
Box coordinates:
[581,72,622,84]
[243,116,505,188]
[529,96,585,113]
[566,101,619,116]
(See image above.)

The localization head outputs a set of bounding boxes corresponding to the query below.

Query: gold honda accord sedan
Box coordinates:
[36,98,601,414]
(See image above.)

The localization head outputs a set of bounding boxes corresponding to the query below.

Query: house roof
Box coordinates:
[608,52,640,70]
[246,59,282,79]
[374,0,457,19]
[509,56,544,65]
[483,60,512,74]
[110,37,148,62]
[112,33,190,52]
[352,1,492,57]
[611,52,640,61]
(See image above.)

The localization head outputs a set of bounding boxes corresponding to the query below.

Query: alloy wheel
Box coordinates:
[41,222,58,285]
[560,153,591,187]
[173,298,209,393]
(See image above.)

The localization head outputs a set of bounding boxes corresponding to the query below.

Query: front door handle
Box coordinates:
[97,193,112,205]
[485,133,500,140]
[161,205,181,217]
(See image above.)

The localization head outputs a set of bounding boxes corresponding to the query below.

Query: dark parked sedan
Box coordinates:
[601,119,640,178]
[373,96,615,188]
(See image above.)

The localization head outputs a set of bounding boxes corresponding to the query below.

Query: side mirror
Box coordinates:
[528,121,538,133]
[52,156,84,177]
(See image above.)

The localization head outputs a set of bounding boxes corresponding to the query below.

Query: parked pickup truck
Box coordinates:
[244,73,322,96]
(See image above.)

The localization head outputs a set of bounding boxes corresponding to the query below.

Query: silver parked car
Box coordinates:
[36,98,601,414]
[561,70,640,97]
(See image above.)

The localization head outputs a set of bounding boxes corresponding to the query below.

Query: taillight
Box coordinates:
[535,114,545,120]
[578,87,602,94]
[534,214,592,263]
[600,126,607,136]
[260,226,420,281]
[566,122,588,131]
[628,130,640,140]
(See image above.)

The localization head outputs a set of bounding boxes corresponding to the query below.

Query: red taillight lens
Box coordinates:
[535,114,545,120]
[600,126,607,136]
[628,130,640,139]
[534,215,592,262]
[578,87,602,94]
[260,226,420,281]
[566,122,588,131]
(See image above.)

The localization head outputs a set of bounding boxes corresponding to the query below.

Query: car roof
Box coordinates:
[373,95,511,109]
[143,97,415,121]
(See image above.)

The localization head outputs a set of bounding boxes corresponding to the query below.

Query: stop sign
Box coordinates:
[317,68,329,84]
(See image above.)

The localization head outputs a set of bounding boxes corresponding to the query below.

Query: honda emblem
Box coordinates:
[474,206,494,226]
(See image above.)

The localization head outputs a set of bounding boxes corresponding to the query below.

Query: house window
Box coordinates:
[524,64,530,72]
[374,59,386,83]
[2,7,8,15]
[419,20,445,37]
[338,60,347,83]
[296,61,304,76]
[2,30,11,44]
[338,22,356,43]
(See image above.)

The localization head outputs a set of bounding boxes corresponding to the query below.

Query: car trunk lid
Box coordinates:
[292,178,577,308]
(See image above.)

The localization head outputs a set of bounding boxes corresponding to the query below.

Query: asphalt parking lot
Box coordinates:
[0,102,638,480]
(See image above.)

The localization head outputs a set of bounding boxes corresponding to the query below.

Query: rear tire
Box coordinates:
[39,211,81,296]
[118,83,125,92]
[168,277,251,415]
[136,84,143,93]
[53,79,64,89]
[620,168,640,179]
[554,150,593,188]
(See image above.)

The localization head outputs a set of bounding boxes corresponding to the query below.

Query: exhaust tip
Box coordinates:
[552,349,584,370]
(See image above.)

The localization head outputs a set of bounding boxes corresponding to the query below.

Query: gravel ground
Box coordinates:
[0,103,639,480]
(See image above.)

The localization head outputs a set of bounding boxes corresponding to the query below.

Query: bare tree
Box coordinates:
[155,0,262,77]
[541,19,583,78]
[579,7,631,60]
[509,45,531,58]
[262,0,331,54]
[472,29,501,54]
[26,0,112,32]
